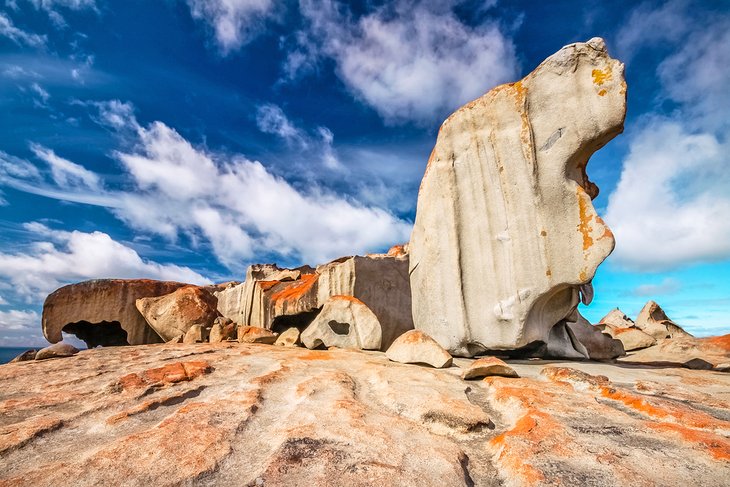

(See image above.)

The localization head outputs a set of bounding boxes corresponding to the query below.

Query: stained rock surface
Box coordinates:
[1,344,729,486]
[42,279,187,346]
[409,38,626,357]
[214,248,413,350]
[386,330,453,368]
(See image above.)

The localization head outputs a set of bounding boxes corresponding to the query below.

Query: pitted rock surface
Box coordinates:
[1,344,729,486]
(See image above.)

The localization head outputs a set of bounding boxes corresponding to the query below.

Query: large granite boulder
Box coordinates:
[300,295,382,350]
[214,246,413,350]
[635,300,692,340]
[135,286,219,342]
[409,38,626,357]
[42,279,188,347]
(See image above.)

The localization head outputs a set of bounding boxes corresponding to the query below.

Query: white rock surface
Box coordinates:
[386,330,453,368]
[300,296,382,350]
[274,327,300,347]
[409,38,626,357]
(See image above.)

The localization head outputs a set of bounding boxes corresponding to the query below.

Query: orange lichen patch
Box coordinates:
[579,268,588,281]
[703,334,730,351]
[613,327,635,335]
[296,350,336,361]
[258,280,281,292]
[591,68,612,86]
[386,244,408,257]
[598,89,607,96]
[545,269,552,277]
[116,361,212,391]
[599,386,730,430]
[576,185,594,251]
[540,230,547,237]
[648,422,730,461]
[489,412,547,485]
[541,367,609,389]
[270,273,317,304]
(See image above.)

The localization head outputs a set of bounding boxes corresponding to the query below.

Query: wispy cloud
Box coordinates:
[284,0,518,124]
[0,12,46,47]
[186,0,278,54]
[631,277,681,297]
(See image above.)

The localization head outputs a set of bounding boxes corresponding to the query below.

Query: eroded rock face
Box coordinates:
[409,38,626,357]
[136,286,219,342]
[42,279,188,347]
[214,248,413,350]
[635,300,692,340]
[300,296,382,350]
[1,344,729,486]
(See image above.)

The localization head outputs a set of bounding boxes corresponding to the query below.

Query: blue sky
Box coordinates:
[0,0,728,346]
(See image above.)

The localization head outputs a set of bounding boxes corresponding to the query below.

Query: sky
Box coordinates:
[0,0,728,347]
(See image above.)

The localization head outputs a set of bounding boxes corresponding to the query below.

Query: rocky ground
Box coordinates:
[1,343,729,486]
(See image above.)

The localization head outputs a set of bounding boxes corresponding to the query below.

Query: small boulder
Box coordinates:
[274,327,300,347]
[301,296,382,350]
[237,326,278,344]
[136,286,219,342]
[167,334,183,344]
[385,330,453,368]
[605,326,656,351]
[598,308,635,329]
[209,324,225,343]
[683,358,714,370]
[35,343,79,360]
[9,349,37,362]
[461,357,519,380]
[183,324,208,344]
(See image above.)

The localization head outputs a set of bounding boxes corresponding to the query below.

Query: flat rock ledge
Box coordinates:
[1,344,729,486]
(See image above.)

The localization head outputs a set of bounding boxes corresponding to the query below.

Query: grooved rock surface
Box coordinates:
[409,38,626,357]
[136,286,219,342]
[42,279,188,346]
[1,344,729,486]
[301,296,382,350]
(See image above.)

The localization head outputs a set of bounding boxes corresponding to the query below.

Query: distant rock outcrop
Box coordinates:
[597,307,656,351]
[42,279,188,347]
[409,38,626,357]
[635,300,692,340]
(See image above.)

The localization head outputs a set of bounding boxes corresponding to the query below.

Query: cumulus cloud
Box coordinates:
[605,3,730,271]
[0,12,46,46]
[111,116,409,267]
[0,222,210,302]
[0,309,39,331]
[286,0,518,124]
[186,0,277,53]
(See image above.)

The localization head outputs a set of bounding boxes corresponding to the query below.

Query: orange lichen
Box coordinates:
[577,186,594,251]
[258,280,281,292]
[648,422,730,461]
[386,244,408,257]
[270,273,317,303]
[704,334,730,351]
[598,89,607,96]
[296,350,336,361]
[591,68,612,86]
[331,295,365,305]
[116,361,212,391]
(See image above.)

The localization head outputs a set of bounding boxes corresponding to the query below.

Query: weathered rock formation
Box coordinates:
[597,308,656,351]
[461,357,518,379]
[237,326,278,344]
[2,344,729,486]
[409,38,626,357]
[214,248,413,350]
[135,285,219,342]
[619,334,730,368]
[301,295,382,350]
[546,312,624,360]
[635,300,692,340]
[42,279,188,347]
[34,343,79,360]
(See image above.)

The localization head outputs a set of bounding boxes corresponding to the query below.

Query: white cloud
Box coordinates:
[0,222,210,302]
[615,0,689,60]
[30,143,101,190]
[0,309,39,331]
[256,103,307,147]
[632,277,681,297]
[0,12,46,46]
[186,0,277,53]
[111,118,409,267]
[287,0,518,124]
[605,5,730,271]
[30,82,50,103]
